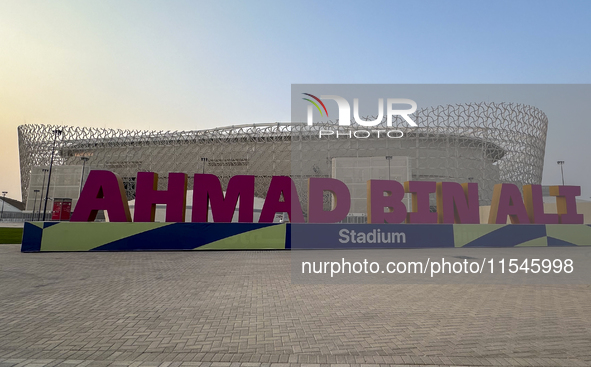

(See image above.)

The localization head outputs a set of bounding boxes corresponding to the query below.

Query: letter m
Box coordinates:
[192,174,255,222]
[392,232,406,243]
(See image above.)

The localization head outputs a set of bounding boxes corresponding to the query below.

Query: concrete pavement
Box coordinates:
[0,245,590,367]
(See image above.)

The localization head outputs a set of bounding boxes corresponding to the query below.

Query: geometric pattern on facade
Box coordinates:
[17,102,548,212]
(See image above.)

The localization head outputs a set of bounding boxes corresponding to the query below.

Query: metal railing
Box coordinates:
[0,212,37,222]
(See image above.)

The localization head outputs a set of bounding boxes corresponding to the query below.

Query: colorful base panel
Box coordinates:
[20,223,591,252]
[21,222,288,252]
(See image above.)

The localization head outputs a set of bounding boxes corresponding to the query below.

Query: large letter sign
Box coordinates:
[71,170,131,222]
[134,172,188,222]
[307,178,351,223]
[259,176,304,223]
[404,181,437,223]
[550,185,584,224]
[523,184,559,224]
[73,170,585,224]
[367,180,407,224]
[192,174,255,223]
[436,182,479,224]
[489,184,530,224]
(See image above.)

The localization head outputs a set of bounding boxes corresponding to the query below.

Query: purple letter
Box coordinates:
[489,184,529,224]
[523,184,559,224]
[308,178,351,223]
[134,172,187,222]
[549,185,584,224]
[404,181,437,223]
[71,170,131,222]
[366,180,407,223]
[192,174,255,223]
[259,176,304,223]
[436,182,480,224]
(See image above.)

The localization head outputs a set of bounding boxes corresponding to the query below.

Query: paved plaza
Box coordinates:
[0,245,590,367]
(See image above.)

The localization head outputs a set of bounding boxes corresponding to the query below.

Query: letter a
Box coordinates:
[71,170,131,222]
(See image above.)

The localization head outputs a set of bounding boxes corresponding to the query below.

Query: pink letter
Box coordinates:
[134,172,187,222]
[549,185,584,224]
[192,174,255,223]
[523,185,559,224]
[404,181,437,223]
[366,180,407,223]
[71,170,131,222]
[436,182,480,224]
[489,184,529,224]
[308,178,351,223]
[259,176,304,223]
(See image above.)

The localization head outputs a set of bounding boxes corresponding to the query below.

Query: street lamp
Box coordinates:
[557,161,565,185]
[32,189,40,221]
[79,156,90,194]
[43,129,62,221]
[385,156,392,180]
[38,168,49,221]
[201,157,208,174]
[0,191,7,221]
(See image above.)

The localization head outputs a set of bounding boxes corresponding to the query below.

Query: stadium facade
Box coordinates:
[17,102,548,219]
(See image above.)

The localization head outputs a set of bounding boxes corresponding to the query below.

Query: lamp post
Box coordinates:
[32,189,40,221]
[0,191,7,221]
[43,129,62,221]
[385,156,392,180]
[79,156,90,194]
[201,157,208,174]
[557,161,565,185]
[38,168,49,221]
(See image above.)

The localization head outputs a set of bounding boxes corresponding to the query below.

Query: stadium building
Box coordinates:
[17,102,548,221]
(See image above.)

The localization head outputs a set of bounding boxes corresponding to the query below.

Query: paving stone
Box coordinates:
[0,245,590,366]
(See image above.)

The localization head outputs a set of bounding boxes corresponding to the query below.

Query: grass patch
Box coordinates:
[0,228,24,244]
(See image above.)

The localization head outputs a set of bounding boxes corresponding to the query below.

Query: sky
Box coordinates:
[1,0,590,201]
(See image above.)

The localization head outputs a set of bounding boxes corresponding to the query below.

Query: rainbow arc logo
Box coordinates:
[302,93,328,117]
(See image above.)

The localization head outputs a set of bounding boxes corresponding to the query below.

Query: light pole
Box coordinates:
[0,191,7,221]
[38,168,49,221]
[32,189,40,221]
[79,156,89,194]
[557,161,565,185]
[201,157,208,174]
[43,129,62,221]
[385,156,392,180]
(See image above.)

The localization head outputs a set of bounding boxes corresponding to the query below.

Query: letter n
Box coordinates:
[71,170,131,222]
[436,182,479,223]
[192,174,255,222]
[134,172,187,222]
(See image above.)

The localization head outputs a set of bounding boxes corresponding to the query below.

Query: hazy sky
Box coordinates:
[1,0,590,201]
